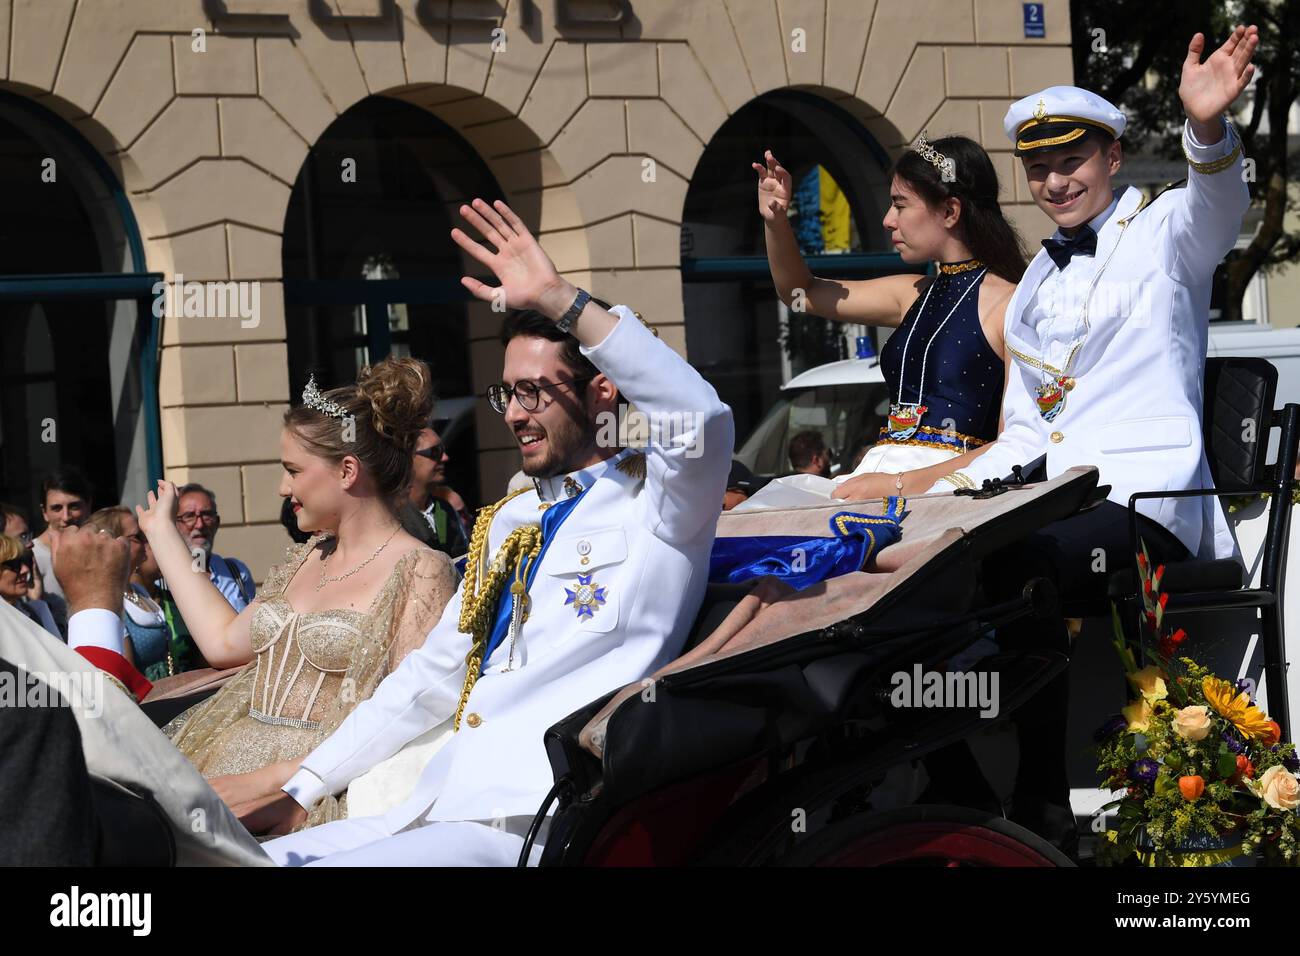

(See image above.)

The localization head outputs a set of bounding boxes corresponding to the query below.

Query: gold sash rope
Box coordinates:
[452,487,542,730]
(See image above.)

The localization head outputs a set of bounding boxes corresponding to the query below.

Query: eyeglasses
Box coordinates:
[414,443,446,461]
[486,377,592,414]
[177,510,220,526]
[126,531,147,545]
[1,557,27,573]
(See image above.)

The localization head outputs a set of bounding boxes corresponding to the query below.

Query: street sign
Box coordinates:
[1024,2,1045,38]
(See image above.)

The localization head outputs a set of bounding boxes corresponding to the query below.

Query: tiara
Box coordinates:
[910,131,949,171]
[302,374,348,420]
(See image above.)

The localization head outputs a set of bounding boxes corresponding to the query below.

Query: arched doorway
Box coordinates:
[680,90,920,448]
[0,92,159,517]
[282,96,503,507]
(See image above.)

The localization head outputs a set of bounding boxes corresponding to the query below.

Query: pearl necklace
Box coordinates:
[316,526,400,592]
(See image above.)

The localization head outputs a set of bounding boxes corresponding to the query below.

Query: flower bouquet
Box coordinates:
[1095,543,1300,866]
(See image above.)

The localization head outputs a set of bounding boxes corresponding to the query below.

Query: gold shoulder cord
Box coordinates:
[453,486,542,730]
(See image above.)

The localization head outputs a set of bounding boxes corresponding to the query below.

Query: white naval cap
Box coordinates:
[1003,85,1127,156]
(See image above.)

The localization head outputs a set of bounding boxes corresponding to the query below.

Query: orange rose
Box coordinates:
[1235,755,1255,780]
[1262,721,1282,746]
[1179,775,1205,801]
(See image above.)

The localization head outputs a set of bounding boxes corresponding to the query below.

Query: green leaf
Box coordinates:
[1218,751,1239,778]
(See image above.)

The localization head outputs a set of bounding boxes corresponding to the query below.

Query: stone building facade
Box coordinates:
[0,0,1074,578]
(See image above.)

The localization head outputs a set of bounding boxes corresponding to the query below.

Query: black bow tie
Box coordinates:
[1041,226,1097,270]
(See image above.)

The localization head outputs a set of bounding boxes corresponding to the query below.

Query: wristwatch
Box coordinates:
[555,287,591,335]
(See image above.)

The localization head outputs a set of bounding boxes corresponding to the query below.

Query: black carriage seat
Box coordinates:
[1108,356,1300,735]
[1109,358,1277,597]
[140,683,225,729]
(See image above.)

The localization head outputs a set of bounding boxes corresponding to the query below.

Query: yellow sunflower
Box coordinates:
[1203,676,1274,741]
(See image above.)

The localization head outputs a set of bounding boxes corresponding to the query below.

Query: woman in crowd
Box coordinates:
[0,534,59,637]
[753,134,1027,501]
[135,356,459,826]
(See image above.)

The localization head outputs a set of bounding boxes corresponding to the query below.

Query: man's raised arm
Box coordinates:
[452,199,734,540]
[1163,26,1257,286]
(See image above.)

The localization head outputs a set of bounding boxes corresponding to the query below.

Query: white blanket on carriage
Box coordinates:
[0,602,271,866]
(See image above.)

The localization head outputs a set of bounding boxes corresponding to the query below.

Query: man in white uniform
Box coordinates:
[919,27,1259,849]
[249,198,734,865]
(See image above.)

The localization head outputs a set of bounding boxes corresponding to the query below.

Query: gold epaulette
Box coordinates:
[615,450,647,480]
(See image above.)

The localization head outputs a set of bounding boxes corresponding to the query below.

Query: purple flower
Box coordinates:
[1235,678,1254,698]
[1128,758,1159,783]
[1283,753,1300,772]
[1222,732,1244,754]
[1094,715,1127,742]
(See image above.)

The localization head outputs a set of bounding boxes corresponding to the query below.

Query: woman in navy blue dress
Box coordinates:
[753,134,1029,501]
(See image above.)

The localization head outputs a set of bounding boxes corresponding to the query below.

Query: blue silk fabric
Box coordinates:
[709,497,907,591]
[482,488,588,664]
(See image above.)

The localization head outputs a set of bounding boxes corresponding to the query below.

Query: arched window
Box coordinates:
[283,97,502,505]
[0,92,158,515]
[681,91,920,447]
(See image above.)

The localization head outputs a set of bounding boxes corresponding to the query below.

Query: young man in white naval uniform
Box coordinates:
[246,198,734,865]
[920,27,1258,849]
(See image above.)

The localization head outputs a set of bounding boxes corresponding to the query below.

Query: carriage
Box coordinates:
[521,356,1300,867]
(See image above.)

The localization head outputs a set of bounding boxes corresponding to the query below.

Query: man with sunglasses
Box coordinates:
[409,427,469,558]
[252,198,733,866]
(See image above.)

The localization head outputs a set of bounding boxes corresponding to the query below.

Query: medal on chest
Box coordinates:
[886,403,928,440]
[564,573,607,619]
[1034,376,1075,422]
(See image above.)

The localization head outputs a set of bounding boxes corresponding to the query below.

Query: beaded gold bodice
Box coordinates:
[164,534,458,786]
[245,599,366,730]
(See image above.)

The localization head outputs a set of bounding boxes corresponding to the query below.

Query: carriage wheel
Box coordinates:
[773,804,1073,867]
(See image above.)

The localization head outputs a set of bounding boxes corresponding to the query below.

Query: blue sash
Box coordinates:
[481,489,588,664]
[708,497,907,591]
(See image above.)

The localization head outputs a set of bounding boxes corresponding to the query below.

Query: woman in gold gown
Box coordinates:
[136,356,458,825]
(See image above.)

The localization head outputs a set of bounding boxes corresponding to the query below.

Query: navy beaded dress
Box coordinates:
[850,259,1002,476]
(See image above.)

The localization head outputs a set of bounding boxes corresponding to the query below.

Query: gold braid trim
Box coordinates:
[1183,119,1243,176]
[453,487,541,730]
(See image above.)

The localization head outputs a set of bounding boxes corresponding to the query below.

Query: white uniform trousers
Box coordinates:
[263,814,547,867]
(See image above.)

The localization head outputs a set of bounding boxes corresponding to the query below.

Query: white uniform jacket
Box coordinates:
[928,120,1251,559]
[283,306,734,828]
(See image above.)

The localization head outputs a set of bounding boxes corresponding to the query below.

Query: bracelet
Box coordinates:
[1183,118,1242,176]
[555,287,591,335]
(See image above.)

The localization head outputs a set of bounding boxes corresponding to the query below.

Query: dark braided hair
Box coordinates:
[892,135,1028,283]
